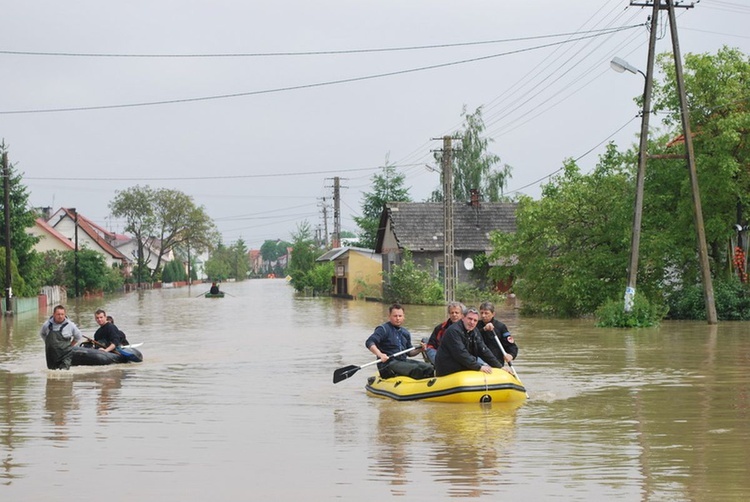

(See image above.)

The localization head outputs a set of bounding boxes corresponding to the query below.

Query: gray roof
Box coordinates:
[316,246,379,262]
[375,201,517,253]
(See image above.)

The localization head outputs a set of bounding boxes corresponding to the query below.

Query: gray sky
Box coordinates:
[2,1,748,249]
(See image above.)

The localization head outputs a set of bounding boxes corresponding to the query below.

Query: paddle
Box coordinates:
[333,346,415,384]
[83,336,142,362]
[493,334,529,398]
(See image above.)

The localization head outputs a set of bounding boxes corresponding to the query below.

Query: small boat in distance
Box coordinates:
[204,292,225,298]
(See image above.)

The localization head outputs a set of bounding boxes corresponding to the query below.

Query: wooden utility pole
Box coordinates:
[665,0,717,323]
[442,136,455,302]
[3,151,12,315]
[624,0,660,312]
[627,0,716,323]
[332,177,341,248]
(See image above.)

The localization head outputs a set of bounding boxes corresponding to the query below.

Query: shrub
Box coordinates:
[595,294,667,328]
[667,278,750,320]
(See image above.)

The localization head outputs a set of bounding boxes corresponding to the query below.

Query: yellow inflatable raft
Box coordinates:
[365,368,527,404]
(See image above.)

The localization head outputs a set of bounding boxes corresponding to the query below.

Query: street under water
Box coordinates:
[1,279,749,501]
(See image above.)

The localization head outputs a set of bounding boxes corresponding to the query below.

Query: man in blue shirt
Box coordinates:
[365,303,434,379]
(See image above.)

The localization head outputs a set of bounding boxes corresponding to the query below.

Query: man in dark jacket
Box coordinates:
[424,301,464,365]
[478,301,519,365]
[92,309,126,352]
[434,307,504,377]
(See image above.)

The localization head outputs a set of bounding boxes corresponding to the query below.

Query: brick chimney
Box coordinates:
[469,189,480,208]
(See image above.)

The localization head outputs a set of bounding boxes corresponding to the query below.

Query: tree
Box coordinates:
[0,143,43,296]
[287,221,322,292]
[63,248,122,294]
[230,238,249,280]
[488,145,635,317]
[353,155,411,249]
[649,46,750,282]
[109,185,157,286]
[204,242,231,281]
[152,188,219,280]
[430,106,512,203]
[110,186,219,283]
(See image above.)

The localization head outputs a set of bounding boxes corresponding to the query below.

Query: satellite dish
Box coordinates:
[464,258,474,271]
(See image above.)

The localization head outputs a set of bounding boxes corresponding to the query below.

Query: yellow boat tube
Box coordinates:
[365,368,527,404]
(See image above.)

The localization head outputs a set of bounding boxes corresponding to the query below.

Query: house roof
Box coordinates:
[52,208,129,261]
[316,246,379,262]
[375,201,517,253]
[34,218,76,250]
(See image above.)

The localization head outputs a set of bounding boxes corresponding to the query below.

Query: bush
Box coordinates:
[667,278,750,320]
[595,294,667,328]
[383,250,443,305]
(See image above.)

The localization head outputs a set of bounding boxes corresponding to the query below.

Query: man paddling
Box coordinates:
[365,303,434,379]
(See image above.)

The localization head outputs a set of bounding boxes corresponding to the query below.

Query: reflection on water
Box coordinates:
[371,400,522,498]
[1,280,750,500]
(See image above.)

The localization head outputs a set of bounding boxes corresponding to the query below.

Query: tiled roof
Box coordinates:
[375,201,517,253]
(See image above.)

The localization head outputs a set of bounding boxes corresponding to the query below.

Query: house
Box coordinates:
[375,199,517,285]
[29,218,76,253]
[46,208,131,272]
[316,246,382,300]
[248,249,263,276]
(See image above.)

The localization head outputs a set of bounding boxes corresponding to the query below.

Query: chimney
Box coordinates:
[469,189,480,208]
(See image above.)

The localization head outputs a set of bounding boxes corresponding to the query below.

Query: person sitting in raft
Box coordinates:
[106,315,130,346]
[365,303,434,379]
[209,282,220,295]
[434,307,504,377]
[423,301,465,365]
[92,309,126,352]
[477,301,518,367]
[39,304,83,370]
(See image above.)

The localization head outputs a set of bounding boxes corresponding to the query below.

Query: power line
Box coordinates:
[0,25,642,115]
[0,26,643,58]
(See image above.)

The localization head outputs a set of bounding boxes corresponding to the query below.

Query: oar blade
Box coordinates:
[333,365,361,384]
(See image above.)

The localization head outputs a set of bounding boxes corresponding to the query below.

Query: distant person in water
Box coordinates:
[209,282,220,295]
[39,305,83,370]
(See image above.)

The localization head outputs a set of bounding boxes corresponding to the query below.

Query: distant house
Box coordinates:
[316,247,382,300]
[29,218,76,253]
[247,249,263,276]
[46,208,131,272]
[375,199,517,285]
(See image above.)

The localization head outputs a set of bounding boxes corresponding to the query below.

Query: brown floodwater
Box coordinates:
[1,278,749,501]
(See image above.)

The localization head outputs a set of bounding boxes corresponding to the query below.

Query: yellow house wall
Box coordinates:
[340,251,382,299]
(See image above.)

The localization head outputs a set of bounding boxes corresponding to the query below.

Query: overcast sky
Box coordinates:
[2,1,749,249]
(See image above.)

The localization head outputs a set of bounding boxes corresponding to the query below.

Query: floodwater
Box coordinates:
[1,279,749,501]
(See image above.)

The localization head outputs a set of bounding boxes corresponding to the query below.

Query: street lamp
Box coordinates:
[610,57,646,79]
[611,56,652,312]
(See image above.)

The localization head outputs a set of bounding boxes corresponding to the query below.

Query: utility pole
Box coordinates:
[665,0,717,323]
[331,177,345,248]
[627,0,716,323]
[3,151,12,316]
[319,197,329,248]
[442,136,455,302]
[73,208,79,298]
[624,0,660,312]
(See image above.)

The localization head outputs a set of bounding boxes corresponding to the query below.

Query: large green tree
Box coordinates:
[489,145,634,316]
[353,156,411,249]
[110,186,219,282]
[430,106,512,203]
[649,46,750,282]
